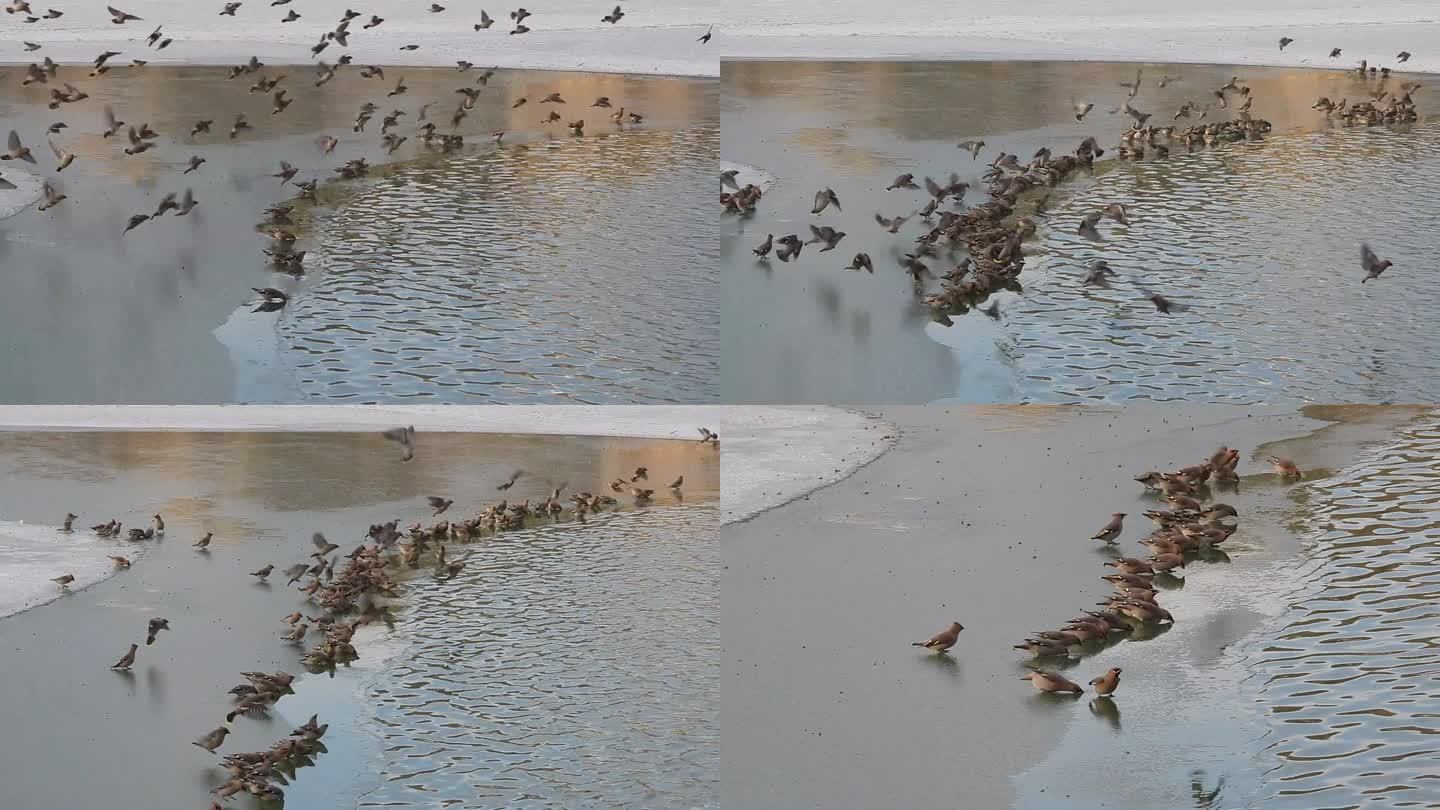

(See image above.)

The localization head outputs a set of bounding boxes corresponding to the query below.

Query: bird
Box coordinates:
[811,188,841,214]
[381,425,416,461]
[1267,456,1302,478]
[1330,48,1342,58]
[1360,243,1393,283]
[1073,101,1094,121]
[111,643,138,669]
[668,476,683,490]
[193,727,230,752]
[123,214,150,234]
[3,131,35,163]
[52,574,75,588]
[146,617,170,646]
[1279,37,1293,50]
[1089,668,1122,695]
[602,4,624,23]
[632,467,648,481]
[912,622,964,653]
[957,139,984,159]
[184,155,206,174]
[699,25,712,43]
[1091,513,1125,543]
[1023,668,1083,694]
[427,496,454,516]
[475,10,493,28]
[221,2,241,14]
[845,253,874,273]
[1143,292,1187,314]
[497,470,524,490]
[1397,51,1412,62]
[193,531,213,549]
[107,5,141,23]
[37,181,66,211]
[250,564,274,581]
[310,532,339,558]
[109,556,132,568]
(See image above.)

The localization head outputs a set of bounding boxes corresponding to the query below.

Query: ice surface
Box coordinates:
[0,519,123,619]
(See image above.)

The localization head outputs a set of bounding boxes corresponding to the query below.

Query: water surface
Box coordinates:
[721,61,1440,404]
[0,65,716,403]
[0,430,718,810]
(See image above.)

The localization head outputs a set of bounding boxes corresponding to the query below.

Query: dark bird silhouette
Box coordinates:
[1360,243,1393,283]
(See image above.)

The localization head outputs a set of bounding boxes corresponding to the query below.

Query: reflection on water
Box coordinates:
[358,505,717,808]
[721,60,1440,403]
[1248,416,1440,807]
[0,66,715,403]
[289,126,717,403]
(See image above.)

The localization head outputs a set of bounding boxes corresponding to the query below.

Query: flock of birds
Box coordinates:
[2,1,712,310]
[911,447,1307,709]
[723,45,1418,322]
[43,423,719,806]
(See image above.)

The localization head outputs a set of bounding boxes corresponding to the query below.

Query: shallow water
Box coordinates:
[356,505,717,808]
[721,60,1440,404]
[0,65,716,403]
[1245,415,1440,807]
[0,430,717,810]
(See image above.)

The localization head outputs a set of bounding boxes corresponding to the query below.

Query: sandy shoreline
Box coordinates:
[717,1,1437,75]
[1,0,715,76]
[722,404,1431,809]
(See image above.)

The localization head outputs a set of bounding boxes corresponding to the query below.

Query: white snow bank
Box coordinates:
[0,519,123,619]
[2,0,716,77]
[718,0,1440,75]
[0,168,45,220]
[720,407,895,524]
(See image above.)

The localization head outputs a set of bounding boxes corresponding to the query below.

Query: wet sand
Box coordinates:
[721,60,1440,404]
[0,430,717,810]
[0,65,716,403]
[722,404,1430,809]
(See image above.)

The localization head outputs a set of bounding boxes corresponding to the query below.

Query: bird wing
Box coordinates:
[1360,243,1379,271]
[7,130,21,152]
[811,190,828,213]
[426,496,448,508]
[310,531,330,549]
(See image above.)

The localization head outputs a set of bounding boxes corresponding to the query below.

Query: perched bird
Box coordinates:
[193,531,213,549]
[1023,668,1084,694]
[1267,456,1302,478]
[381,425,416,461]
[912,621,964,653]
[250,564,274,581]
[62,513,78,532]
[111,643,138,669]
[52,574,75,588]
[668,476,684,490]
[1089,667,1122,696]
[1091,513,1125,544]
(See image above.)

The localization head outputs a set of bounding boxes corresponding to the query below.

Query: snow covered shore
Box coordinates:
[718,0,1437,75]
[1,0,716,76]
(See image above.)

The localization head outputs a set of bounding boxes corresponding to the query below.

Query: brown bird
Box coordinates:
[632,467,648,481]
[194,531,213,549]
[3,130,35,163]
[1089,667,1122,696]
[668,476,683,490]
[51,574,75,587]
[62,513,78,532]
[192,726,230,752]
[108,556,131,568]
[427,496,454,515]
[381,425,415,461]
[250,563,274,581]
[912,621,964,653]
[1023,667,1084,694]
[1091,513,1125,544]
[111,643,138,669]
[1268,456,1302,478]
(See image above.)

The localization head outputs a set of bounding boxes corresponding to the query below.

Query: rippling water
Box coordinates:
[1246,416,1440,807]
[0,66,715,403]
[721,60,1440,403]
[285,126,718,403]
[357,505,718,808]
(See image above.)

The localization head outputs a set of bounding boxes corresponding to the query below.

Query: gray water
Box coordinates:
[0,65,716,403]
[0,430,718,810]
[721,60,1440,404]
[356,505,718,808]
[1246,416,1440,807]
